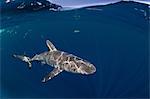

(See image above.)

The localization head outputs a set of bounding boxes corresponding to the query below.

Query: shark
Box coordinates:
[13,40,96,83]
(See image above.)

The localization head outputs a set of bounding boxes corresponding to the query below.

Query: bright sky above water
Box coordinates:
[48,0,150,7]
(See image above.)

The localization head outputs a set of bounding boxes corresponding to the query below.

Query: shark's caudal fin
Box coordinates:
[13,54,32,69]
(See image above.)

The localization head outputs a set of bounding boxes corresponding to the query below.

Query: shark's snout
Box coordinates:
[85,64,96,74]
[79,63,96,75]
[89,64,96,74]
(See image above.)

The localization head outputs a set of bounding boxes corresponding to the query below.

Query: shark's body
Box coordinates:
[14,40,96,82]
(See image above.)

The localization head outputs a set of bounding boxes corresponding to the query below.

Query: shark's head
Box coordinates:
[79,62,96,75]
[74,57,96,75]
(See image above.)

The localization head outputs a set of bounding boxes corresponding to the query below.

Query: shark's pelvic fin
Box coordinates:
[42,67,63,83]
[46,40,57,51]
[13,54,32,69]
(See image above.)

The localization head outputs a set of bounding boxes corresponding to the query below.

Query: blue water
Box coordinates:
[0,0,149,98]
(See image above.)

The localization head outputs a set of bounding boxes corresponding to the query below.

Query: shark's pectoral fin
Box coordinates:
[42,67,63,83]
[46,40,57,51]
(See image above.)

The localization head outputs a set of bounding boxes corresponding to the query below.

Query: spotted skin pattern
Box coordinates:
[13,40,96,83]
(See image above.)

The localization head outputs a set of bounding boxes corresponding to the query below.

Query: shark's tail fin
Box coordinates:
[13,54,32,69]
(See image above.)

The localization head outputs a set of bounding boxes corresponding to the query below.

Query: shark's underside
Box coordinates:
[14,40,96,83]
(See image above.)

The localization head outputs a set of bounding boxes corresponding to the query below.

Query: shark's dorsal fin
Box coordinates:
[46,40,57,51]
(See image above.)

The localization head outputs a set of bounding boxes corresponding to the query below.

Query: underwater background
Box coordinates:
[0,0,149,98]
